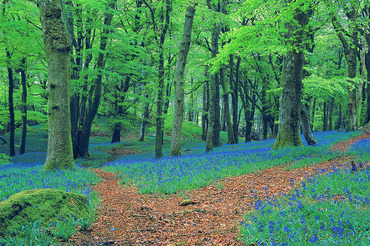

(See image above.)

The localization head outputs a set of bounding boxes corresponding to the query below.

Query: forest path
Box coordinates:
[69,134,369,245]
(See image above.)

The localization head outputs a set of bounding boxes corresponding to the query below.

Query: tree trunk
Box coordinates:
[273,4,311,149]
[323,102,327,131]
[78,0,117,158]
[220,67,235,144]
[19,58,27,155]
[39,0,75,171]
[231,56,240,143]
[207,26,221,151]
[332,11,359,131]
[301,105,317,145]
[170,4,196,157]
[335,104,343,130]
[154,0,171,159]
[188,77,194,122]
[139,95,150,142]
[246,90,257,143]
[328,98,334,131]
[111,105,123,143]
[6,52,15,157]
[261,82,269,140]
[202,68,209,141]
[310,98,316,130]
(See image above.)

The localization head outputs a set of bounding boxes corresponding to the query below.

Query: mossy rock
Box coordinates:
[0,189,90,237]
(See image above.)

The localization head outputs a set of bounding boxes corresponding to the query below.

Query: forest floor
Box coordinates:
[68,134,370,246]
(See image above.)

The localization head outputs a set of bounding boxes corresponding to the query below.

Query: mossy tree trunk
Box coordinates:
[273,4,312,150]
[170,4,196,157]
[39,0,75,171]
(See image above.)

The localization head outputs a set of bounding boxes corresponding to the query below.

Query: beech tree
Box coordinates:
[38,0,75,170]
[170,3,197,156]
[329,0,361,131]
[273,2,312,149]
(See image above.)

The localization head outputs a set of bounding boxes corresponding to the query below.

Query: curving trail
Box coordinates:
[69,134,369,245]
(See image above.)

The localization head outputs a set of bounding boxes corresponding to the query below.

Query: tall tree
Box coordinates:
[170,3,197,156]
[38,0,75,171]
[143,0,171,159]
[330,0,361,131]
[6,51,15,157]
[74,0,117,158]
[19,58,27,154]
[273,2,312,149]
[205,0,223,152]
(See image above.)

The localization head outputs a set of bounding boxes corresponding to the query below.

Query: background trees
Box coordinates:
[1,0,370,160]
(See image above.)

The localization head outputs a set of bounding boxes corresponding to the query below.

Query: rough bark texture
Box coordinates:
[39,0,75,171]
[273,4,311,149]
[20,58,27,155]
[170,4,196,157]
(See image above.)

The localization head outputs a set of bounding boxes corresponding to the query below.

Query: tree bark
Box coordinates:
[301,105,317,145]
[19,58,27,155]
[202,67,209,141]
[139,95,150,142]
[273,4,311,149]
[323,102,327,131]
[310,98,316,130]
[6,51,15,157]
[220,67,235,144]
[231,55,240,143]
[170,4,196,156]
[206,26,221,152]
[39,0,75,171]
[328,98,334,131]
[154,0,171,159]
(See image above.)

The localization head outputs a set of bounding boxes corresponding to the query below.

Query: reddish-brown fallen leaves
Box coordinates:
[68,134,369,246]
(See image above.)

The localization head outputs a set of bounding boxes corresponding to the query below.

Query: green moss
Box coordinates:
[0,189,89,237]
[273,130,303,150]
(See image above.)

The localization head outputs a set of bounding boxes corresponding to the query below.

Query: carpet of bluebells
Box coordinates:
[103,131,360,194]
[0,149,101,204]
[1,128,369,245]
[240,161,370,245]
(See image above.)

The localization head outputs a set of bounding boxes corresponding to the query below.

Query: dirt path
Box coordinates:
[69,134,369,245]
